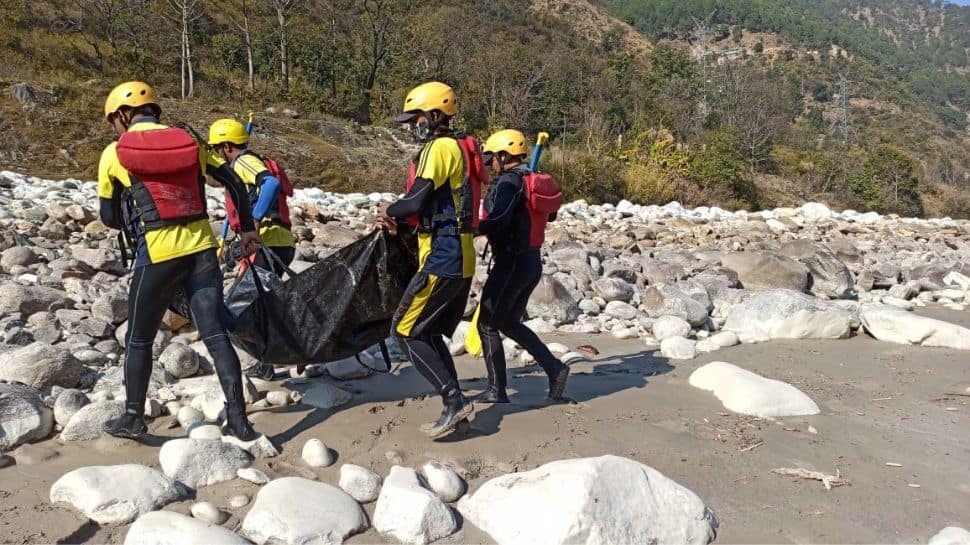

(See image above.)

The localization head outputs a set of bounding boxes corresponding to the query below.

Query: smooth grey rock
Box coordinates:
[592,278,635,303]
[721,251,809,292]
[642,284,708,326]
[60,400,125,441]
[241,477,367,545]
[527,275,581,324]
[159,343,199,379]
[603,300,637,320]
[651,316,691,341]
[0,383,53,448]
[2,246,39,270]
[373,466,457,545]
[723,289,852,343]
[0,342,84,393]
[421,461,466,503]
[0,284,71,316]
[339,464,382,503]
[124,511,251,545]
[92,292,128,325]
[779,239,853,298]
[50,464,183,525]
[159,439,251,489]
[53,389,90,427]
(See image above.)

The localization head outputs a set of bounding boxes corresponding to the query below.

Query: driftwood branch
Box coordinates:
[772,467,850,490]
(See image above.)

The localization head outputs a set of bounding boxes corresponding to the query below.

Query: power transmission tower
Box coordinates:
[689,9,718,81]
[831,73,853,145]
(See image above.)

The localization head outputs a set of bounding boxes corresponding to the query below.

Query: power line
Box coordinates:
[831,73,854,145]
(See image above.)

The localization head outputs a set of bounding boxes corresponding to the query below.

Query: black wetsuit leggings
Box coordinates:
[254,246,295,277]
[124,249,246,418]
[477,249,564,391]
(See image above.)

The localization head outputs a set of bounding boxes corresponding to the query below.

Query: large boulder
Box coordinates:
[860,306,970,350]
[928,527,970,545]
[50,464,184,525]
[652,316,691,341]
[779,239,853,298]
[0,342,85,393]
[60,400,125,441]
[0,383,53,449]
[339,464,382,503]
[125,511,251,545]
[159,343,200,379]
[241,477,367,545]
[689,362,820,417]
[159,438,251,489]
[642,284,709,326]
[0,284,71,316]
[373,466,457,545]
[71,247,124,275]
[527,275,581,325]
[591,278,635,303]
[53,389,90,427]
[723,289,852,343]
[91,291,128,325]
[720,252,809,292]
[458,455,717,545]
[1,246,39,270]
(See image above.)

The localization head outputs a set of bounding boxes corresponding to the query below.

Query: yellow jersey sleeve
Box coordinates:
[97,143,123,198]
[232,153,269,187]
[203,147,226,170]
[415,138,463,189]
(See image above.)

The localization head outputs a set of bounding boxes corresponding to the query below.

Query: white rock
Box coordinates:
[860,306,970,350]
[60,400,125,441]
[124,511,250,545]
[188,424,223,440]
[53,389,90,427]
[50,464,183,525]
[191,501,228,525]
[159,438,251,489]
[265,391,291,406]
[943,272,970,290]
[546,343,570,357]
[0,383,53,449]
[603,300,637,320]
[222,434,280,459]
[339,464,382,503]
[723,289,852,343]
[421,461,466,503]
[660,336,697,360]
[159,343,200,379]
[302,438,335,468]
[242,477,367,545]
[561,351,588,365]
[228,495,250,508]
[800,202,832,222]
[611,326,639,340]
[929,527,970,545]
[237,467,270,485]
[652,316,691,341]
[177,406,205,428]
[689,362,820,417]
[458,455,717,545]
[373,466,457,545]
[707,331,740,348]
[325,356,372,380]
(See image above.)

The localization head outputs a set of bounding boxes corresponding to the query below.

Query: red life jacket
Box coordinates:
[523,171,563,248]
[225,154,294,233]
[404,134,488,234]
[116,127,208,231]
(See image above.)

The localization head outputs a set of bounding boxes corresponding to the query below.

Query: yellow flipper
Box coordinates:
[464,305,483,357]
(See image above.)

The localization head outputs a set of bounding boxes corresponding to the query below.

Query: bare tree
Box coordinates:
[270,0,299,93]
[714,64,789,171]
[165,0,204,99]
[222,0,256,90]
[354,0,395,124]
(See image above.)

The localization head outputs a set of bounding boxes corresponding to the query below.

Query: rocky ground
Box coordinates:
[0,169,968,544]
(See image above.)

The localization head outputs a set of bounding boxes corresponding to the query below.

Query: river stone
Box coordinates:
[527,275,581,324]
[457,455,717,545]
[421,461,466,503]
[159,438,251,489]
[860,305,970,350]
[0,383,53,448]
[0,284,71,316]
[60,400,125,441]
[928,527,970,545]
[50,464,184,525]
[660,336,697,360]
[721,251,809,292]
[302,438,335,468]
[1,246,39,270]
[642,284,708,326]
[159,343,199,379]
[373,466,458,545]
[603,300,637,320]
[241,477,367,545]
[689,362,821,417]
[591,278,635,303]
[124,511,251,545]
[53,389,90,427]
[651,316,691,341]
[723,289,852,343]
[779,239,853,298]
[0,342,84,393]
[191,501,228,525]
[339,464,382,503]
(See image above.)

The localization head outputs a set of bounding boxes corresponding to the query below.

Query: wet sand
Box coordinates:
[1,309,968,544]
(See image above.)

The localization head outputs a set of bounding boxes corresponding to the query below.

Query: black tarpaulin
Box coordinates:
[225,230,417,366]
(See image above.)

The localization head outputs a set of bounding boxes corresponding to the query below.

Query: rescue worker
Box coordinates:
[377,82,477,439]
[209,118,296,381]
[98,82,261,441]
[474,129,569,403]
[209,118,296,278]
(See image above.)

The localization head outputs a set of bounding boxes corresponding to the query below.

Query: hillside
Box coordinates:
[0,0,969,217]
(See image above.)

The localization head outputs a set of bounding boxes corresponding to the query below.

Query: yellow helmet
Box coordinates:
[103,81,159,119]
[207,118,249,146]
[484,129,529,158]
[394,81,458,122]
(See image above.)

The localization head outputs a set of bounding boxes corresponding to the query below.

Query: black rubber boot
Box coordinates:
[472,385,510,404]
[547,363,570,401]
[221,404,259,442]
[246,362,277,381]
[104,412,148,439]
[423,386,474,439]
